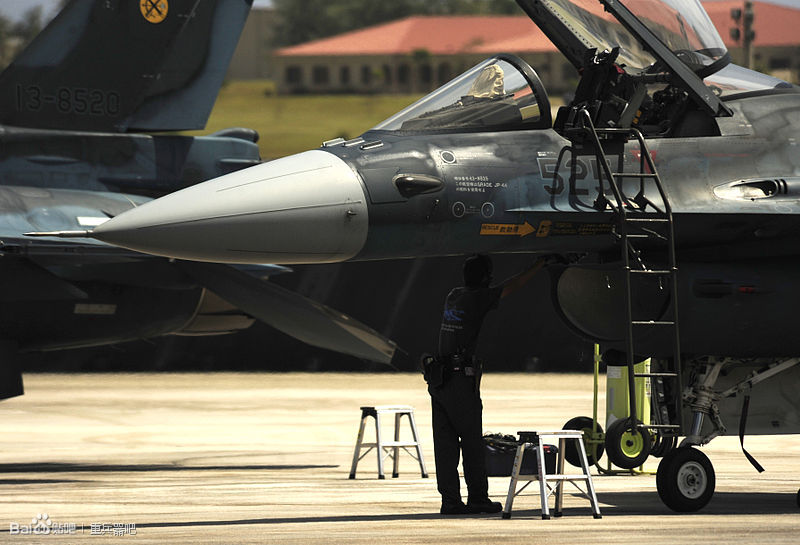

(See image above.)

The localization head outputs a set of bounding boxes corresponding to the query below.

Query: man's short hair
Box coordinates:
[463,254,492,288]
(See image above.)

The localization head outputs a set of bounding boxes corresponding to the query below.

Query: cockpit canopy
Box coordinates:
[535,0,727,75]
[372,55,551,133]
[624,0,727,73]
[516,0,736,119]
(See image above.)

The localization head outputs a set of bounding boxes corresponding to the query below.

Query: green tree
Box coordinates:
[0,6,46,70]
[272,0,425,46]
[12,6,44,46]
[0,14,11,67]
[423,0,520,14]
[272,0,523,46]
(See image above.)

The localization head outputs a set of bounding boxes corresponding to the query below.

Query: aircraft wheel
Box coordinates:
[796,488,799,508]
[562,416,604,467]
[656,447,715,512]
[650,434,677,458]
[605,417,651,469]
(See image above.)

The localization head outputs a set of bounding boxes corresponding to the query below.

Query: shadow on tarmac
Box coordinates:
[0,463,338,473]
[0,490,796,534]
[0,478,85,484]
[496,491,800,518]
[0,491,774,531]
[596,491,799,516]
[133,512,469,529]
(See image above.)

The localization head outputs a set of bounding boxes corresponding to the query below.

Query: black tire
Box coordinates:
[562,416,604,467]
[650,433,678,458]
[656,447,715,512]
[605,417,651,469]
[796,488,800,508]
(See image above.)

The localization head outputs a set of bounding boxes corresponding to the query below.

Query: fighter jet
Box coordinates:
[38,0,800,512]
[0,0,397,403]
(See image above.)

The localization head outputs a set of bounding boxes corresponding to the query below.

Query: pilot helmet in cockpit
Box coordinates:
[467,65,505,99]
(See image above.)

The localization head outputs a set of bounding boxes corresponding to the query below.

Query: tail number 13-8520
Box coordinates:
[16,85,120,116]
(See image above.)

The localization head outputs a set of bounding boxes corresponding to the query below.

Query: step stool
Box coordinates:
[502,430,601,519]
[348,405,428,479]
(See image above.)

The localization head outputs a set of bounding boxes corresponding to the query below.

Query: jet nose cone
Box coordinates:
[93,150,368,264]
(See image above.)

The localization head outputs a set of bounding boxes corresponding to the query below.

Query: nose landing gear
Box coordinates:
[656,447,715,512]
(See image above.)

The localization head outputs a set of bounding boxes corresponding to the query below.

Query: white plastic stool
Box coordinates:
[502,430,601,519]
[348,405,428,479]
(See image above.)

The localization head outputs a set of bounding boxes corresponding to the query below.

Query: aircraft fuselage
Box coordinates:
[325,92,800,263]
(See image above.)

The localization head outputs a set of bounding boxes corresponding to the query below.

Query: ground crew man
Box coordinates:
[427,254,547,515]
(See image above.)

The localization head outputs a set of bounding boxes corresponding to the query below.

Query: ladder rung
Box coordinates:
[625,234,652,239]
[634,373,678,378]
[630,269,672,275]
[631,320,675,325]
[626,218,670,223]
[642,424,681,430]
[533,475,592,481]
[358,441,420,448]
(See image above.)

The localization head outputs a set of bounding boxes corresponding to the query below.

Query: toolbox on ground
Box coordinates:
[483,433,558,477]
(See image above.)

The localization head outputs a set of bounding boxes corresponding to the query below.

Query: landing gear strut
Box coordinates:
[658,357,800,512]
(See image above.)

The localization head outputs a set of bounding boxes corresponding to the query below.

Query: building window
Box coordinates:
[361,65,372,85]
[340,66,351,85]
[419,64,432,87]
[286,65,303,85]
[398,64,410,86]
[769,57,791,70]
[383,65,392,85]
[312,66,330,85]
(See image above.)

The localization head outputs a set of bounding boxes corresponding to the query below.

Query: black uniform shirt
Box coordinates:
[437,285,502,359]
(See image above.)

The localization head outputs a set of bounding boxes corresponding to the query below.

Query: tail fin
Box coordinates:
[0,0,252,132]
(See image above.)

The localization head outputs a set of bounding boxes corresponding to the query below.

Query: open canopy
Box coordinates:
[515,0,731,116]
[621,0,727,73]
[516,0,727,75]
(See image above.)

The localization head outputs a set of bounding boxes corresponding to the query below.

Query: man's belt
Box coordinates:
[450,366,478,377]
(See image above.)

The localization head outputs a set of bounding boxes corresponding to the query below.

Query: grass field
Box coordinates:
[191,80,423,160]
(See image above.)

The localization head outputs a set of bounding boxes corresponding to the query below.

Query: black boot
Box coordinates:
[440,501,470,515]
[466,498,502,514]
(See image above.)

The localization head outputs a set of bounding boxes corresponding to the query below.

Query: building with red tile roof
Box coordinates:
[273,15,568,94]
[276,16,556,58]
[706,1,800,48]
[271,1,800,95]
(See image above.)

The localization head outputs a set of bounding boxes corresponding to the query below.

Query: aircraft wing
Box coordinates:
[175,261,399,365]
[0,0,252,132]
[6,233,398,365]
[7,235,398,364]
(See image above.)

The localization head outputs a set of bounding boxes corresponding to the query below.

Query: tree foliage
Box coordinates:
[272,0,521,47]
[0,6,46,69]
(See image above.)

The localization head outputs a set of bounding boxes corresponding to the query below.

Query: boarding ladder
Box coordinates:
[558,107,682,446]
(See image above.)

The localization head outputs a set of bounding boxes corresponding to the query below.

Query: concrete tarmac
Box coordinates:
[0,372,798,544]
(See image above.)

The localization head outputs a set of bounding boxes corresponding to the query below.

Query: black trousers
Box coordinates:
[428,372,488,506]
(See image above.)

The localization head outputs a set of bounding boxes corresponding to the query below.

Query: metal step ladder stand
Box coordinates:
[349,405,429,479]
[564,108,683,445]
[502,430,601,519]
